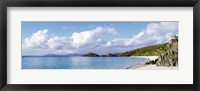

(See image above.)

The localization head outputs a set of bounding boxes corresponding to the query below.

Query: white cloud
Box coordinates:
[46,36,71,49]
[145,22,177,36]
[71,26,117,48]
[102,22,178,49]
[24,29,48,49]
[23,27,117,54]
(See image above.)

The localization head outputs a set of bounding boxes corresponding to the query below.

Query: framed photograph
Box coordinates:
[0,0,199,91]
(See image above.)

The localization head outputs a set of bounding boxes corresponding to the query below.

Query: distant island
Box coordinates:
[44,54,82,57]
[23,53,82,57]
[82,53,100,57]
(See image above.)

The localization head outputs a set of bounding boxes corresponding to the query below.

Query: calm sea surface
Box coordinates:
[22,57,147,69]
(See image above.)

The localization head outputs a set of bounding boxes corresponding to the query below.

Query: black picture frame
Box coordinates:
[0,0,199,91]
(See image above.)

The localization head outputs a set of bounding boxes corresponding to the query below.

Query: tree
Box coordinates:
[172,35,178,40]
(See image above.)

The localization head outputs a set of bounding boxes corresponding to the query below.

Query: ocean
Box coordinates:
[22,56,147,69]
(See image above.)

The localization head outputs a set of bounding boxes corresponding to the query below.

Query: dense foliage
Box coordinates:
[121,43,169,56]
[83,43,170,57]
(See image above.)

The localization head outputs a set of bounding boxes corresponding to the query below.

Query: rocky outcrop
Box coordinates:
[83,53,100,57]
[145,60,156,65]
[155,39,178,67]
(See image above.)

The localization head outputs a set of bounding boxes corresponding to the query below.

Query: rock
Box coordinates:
[145,60,156,65]
[155,39,178,67]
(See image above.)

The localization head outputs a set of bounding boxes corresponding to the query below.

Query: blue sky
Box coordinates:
[22,21,178,55]
[22,22,153,41]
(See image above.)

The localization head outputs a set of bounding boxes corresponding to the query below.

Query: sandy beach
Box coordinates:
[130,56,178,70]
[131,56,158,61]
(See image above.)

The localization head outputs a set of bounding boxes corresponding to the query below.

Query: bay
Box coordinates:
[22,56,147,69]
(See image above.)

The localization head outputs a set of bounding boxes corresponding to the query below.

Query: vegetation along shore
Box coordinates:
[83,35,178,69]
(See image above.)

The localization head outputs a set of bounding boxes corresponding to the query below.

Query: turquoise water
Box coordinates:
[22,57,147,69]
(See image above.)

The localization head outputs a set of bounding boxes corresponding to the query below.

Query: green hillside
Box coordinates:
[121,43,169,56]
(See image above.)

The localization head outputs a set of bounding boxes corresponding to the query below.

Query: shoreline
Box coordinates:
[128,56,178,70]
[125,56,158,69]
[131,56,158,61]
[136,65,178,70]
